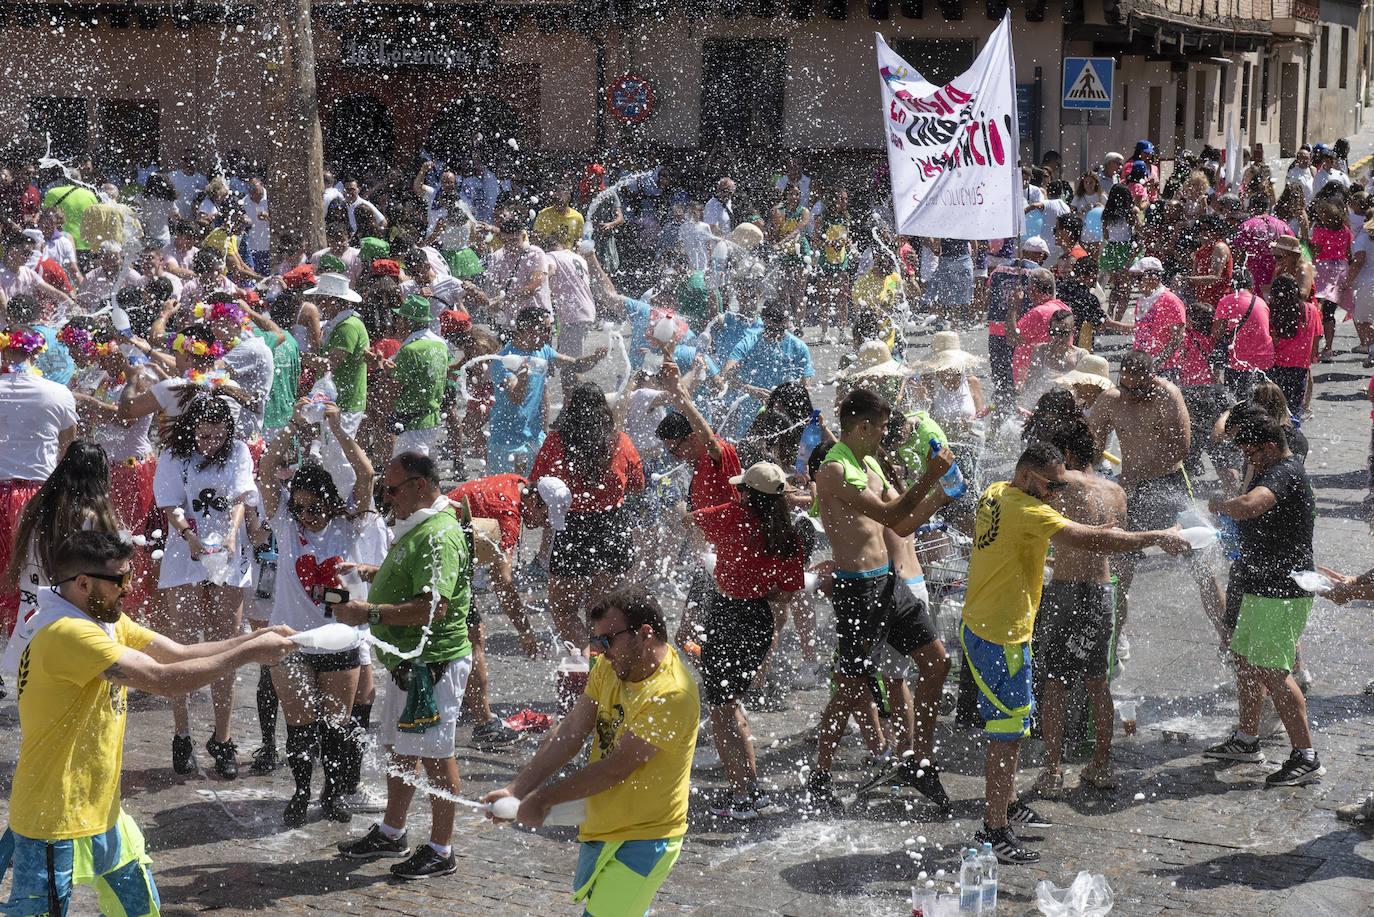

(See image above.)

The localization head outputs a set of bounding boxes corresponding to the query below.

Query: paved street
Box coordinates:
[5,300,1374,916]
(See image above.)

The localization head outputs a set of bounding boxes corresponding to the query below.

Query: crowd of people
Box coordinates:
[1,130,1373,913]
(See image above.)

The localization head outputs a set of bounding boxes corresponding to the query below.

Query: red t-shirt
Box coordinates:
[1273,298,1324,368]
[693,501,804,599]
[1132,287,1187,367]
[1013,300,1068,385]
[36,256,71,294]
[530,430,645,514]
[448,473,526,552]
[689,439,742,511]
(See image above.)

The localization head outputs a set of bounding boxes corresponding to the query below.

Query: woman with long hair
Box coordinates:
[258,400,379,826]
[1071,170,1105,212]
[1101,183,1141,319]
[529,382,645,647]
[1268,274,1324,412]
[2,441,122,676]
[153,394,257,778]
[687,461,802,820]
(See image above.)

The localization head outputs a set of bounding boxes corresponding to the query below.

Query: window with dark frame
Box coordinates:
[700,39,788,147]
[1320,26,1329,89]
[26,97,88,159]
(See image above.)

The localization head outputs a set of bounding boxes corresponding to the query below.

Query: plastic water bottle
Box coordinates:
[929,440,968,499]
[796,410,824,476]
[978,842,998,912]
[959,847,983,914]
[303,374,337,423]
[488,795,587,825]
[1216,514,1241,561]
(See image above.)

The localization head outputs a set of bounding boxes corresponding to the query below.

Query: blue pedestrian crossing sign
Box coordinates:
[1062,58,1113,110]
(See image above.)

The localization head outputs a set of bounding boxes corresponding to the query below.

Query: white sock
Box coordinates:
[428,841,452,857]
[379,822,405,840]
[1236,730,1258,744]
[176,732,191,740]
[1297,747,1317,762]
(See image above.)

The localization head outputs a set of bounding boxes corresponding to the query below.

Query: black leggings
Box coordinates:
[1269,366,1308,417]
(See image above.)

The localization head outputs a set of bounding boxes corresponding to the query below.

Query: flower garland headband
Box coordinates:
[167,333,227,358]
[57,325,117,358]
[192,300,248,326]
[0,329,47,355]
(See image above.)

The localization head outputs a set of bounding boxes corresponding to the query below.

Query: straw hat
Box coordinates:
[730,223,765,249]
[916,331,982,373]
[1270,235,1304,257]
[842,340,907,379]
[1051,353,1113,390]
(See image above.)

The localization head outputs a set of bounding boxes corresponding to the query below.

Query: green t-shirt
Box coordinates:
[676,271,719,330]
[42,185,100,250]
[256,328,300,430]
[326,314,369,413]
[896,411,949,478]
[369,507,472,669]
[392,335,449,430]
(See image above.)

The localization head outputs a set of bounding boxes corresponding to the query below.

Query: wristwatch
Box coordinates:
[367,604,381,625]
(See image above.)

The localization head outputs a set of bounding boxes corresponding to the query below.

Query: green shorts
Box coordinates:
[573,836,682,917]
[1229,594,1313,671]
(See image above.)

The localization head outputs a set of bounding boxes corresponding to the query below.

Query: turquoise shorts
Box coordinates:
[573,836,683,917]
[0,810,160,917]
[960,623,1034,741]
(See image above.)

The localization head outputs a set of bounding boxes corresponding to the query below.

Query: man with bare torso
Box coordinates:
[807,389,952,811]
[1032,419,1127,799]
[1088,349,1226,660]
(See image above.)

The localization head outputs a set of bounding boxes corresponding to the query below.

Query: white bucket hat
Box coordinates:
[303,271,362,303]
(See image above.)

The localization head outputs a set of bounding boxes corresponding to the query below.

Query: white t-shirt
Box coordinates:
[152,378,244,435]
[1286,167,1315,202]
[678,220,714,272]
[152,439,256,589]
[1041,198,1072,261]
[310,246,362,284]
[44,231,78,269]
[76,266,142,307]
[703,197,733,236]
[138,195,177,248]
[545,248,596,324]
[73,365,155,462]
[775,174,812,208]
[244,193,270,251]
[345,197,385,232]
[0,369,78,481]
[162,241,198,273]
[402,275,467,318]
[624,387,668,458]
[130,270,184,303]
[179,275,243,309]
[0,265,41,299]
[268,497,366,652]
[1314,167,1351,193]
[167,170,207,219]
[322,186,345,214]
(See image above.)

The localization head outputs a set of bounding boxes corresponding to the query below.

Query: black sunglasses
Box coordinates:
[59,569,133,590]
[589,626,636,653]
[383,476,422,497]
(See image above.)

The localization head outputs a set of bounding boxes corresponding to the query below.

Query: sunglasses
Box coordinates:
[65,569,133,590]
[1029,470,1069,493]
[589,626,636,653]
[383,476,422,497]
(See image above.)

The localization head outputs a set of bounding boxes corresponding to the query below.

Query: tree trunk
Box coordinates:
[264,0,325,253]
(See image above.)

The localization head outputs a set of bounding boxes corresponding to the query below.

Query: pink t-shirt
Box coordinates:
[1311,225,1352,262]
[1272,299,1324,368]
[1234,214,1288,288]
[1213,291,1275,370]
[0,265,40,299]
[1013,300,1069,385]
[1132,287,1187,366]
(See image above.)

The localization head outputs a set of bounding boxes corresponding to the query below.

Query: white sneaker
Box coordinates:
[345,785,386,813]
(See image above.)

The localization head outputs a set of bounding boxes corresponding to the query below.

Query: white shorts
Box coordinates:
[869,577,931,680]
[378,654,473,759]
[392,425,442,457]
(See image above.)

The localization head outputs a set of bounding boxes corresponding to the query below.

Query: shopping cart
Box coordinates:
[913,521,973,715]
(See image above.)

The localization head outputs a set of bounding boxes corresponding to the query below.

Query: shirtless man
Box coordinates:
[1088,349,1226,660]
[1032,419,1126,799]
[808,389,953,811]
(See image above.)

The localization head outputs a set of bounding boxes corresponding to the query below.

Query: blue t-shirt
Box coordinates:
[712,314,763,364]
[34,325,73,385]
[725,331,815,437]
[488,342,558,445]
[624,297,696,369]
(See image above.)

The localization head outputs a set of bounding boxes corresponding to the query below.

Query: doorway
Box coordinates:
[97,99,160,174]
[1148,86,1163,151]
[1280,62,1300,156]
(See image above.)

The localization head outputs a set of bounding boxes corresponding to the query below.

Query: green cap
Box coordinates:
[444,247,484,278]
[359,237,390,261]
[394,294,432,324]
[319,253,347,274]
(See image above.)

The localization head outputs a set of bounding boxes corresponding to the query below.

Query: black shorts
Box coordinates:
[832,568,937,678]
[1321,298,1337,322]
[467,603,483,630]
[549,505,634,578]
[1125,468,1190,534]
[283,647,361,673]
[1034,580,1115,684]
[700,593,775,705]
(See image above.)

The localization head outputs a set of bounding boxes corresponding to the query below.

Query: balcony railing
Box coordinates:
[1274,0,1320,20]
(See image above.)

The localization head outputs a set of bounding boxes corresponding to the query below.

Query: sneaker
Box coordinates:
[472,718,523,749]
[283,790,309,828]
[1007,798,1052,828]
[337,824,409,860]
[1115,634,1131,662]
[804,770,843,812]
[1079,763,1119,790]
[321,790,353,823]
[390,844,457,880]
[711,791,760,821]
[1033,769,1064,799]
[1319,349,1334,363]
[860,748,893,769]
[206,738,239,779]
[750,788,782,816]
[344,785,387,813]
[888,758,952,811]
[249,745,280,776]
[1265,749,1324,786]
[974,824,1040,865]
[1335,795,1374,823]
[1203,731,1264,763]
[172,735,195,775]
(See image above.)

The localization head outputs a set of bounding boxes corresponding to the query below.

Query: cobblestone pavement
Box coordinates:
[5,280,1374,916]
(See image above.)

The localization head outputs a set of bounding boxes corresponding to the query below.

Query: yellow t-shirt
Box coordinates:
[851,270,900,311]
[10,613,156,840]
[532,206,585,249]
[580,648,699,843]
[961,481,1067,646]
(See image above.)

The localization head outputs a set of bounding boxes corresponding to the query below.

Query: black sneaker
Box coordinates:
[472,718,523,749]
[1265,749,1325,786]
[710,791,759,821]
[804,770,843,812]
[321,790,353,823]
[249,745,280,776]
[974,824,1041,864]
[283,790,309,828]
[390,844,457,880]
[1007,798,1052,828]
[1203,731,1264,763]
[338,824,409,860]
[206,738,239,779]
[888,758,952,812]
[172,735,195,775]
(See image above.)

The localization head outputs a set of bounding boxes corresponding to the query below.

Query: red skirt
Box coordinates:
[0,479,43,637]
[111,456,158,618]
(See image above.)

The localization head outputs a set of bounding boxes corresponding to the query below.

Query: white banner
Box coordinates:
[876,13,1023,240]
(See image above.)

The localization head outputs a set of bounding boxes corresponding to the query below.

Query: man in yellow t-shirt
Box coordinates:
[962,442,1187,866]
[532,183,586,250]
[0,531,294,916]
[484,587,699,917]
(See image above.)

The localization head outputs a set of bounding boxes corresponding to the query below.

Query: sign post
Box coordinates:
[1062,57,1113,174]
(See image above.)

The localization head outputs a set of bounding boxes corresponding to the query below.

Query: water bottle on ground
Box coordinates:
[959,846,983,914]
[929,440,968,499]
[978,841,998,912]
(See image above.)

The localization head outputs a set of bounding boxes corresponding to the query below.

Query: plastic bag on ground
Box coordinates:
[1035,871,1114,916]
